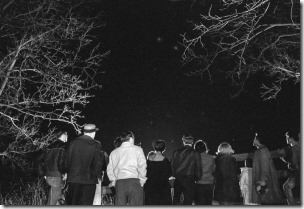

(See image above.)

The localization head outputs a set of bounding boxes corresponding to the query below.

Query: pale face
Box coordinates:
[59,132,68,142]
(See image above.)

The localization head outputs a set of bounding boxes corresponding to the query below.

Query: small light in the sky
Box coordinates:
[173,45,179,50]
[156,37,163,42]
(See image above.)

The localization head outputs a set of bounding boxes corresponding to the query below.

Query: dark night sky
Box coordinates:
[82,0,300,158]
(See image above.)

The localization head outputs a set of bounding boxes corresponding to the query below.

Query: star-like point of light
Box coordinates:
[156,37,163,42]
[173,45,179,50]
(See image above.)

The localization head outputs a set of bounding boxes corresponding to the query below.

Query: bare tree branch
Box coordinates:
[0,0,109,166]
[181,0,300,99]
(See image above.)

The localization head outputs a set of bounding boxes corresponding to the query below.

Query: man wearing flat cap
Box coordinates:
[170,134,202,205]
[65,124,104,205]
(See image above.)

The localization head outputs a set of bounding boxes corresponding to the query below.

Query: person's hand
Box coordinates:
[109,181,116,187]
[279,156,287,163]
[140,180,145,187]
[168,176,175,187]
[108,181,113,187]
[62,173,67,180]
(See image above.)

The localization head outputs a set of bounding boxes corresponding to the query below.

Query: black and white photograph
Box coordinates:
[0,0,301,206]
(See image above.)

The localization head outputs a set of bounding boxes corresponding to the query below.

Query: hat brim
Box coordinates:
[83,128,99,133]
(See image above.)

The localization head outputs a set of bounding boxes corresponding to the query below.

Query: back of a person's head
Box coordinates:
[54,129,68,144]
[114,136,122,148]
[194,140,208,153]
[153,140,166,152]
[55,130,67,139]
[120,131,134,143]
[217,142,234,155]
[147,151,156,160]
[182,134,194,145]
[255,132,267,146]
[287,130,299,141]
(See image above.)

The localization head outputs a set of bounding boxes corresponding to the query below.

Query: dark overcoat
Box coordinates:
[214,153,242,203]
[65,135,103,184]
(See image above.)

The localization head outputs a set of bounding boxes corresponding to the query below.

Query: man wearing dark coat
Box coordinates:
[36,130,68,205]
[65,124,103,205]
[170,134,202,205]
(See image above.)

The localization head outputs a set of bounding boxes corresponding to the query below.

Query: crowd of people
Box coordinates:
[36,124,300,206]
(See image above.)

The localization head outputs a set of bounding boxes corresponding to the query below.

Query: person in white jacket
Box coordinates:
[107,131,147,205]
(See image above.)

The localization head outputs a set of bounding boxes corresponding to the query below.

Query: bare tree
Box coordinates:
[0,0,109,167]
[181,0,300,99]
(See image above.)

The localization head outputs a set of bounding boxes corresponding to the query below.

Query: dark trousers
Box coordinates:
[195,183,214,205]
[173,176,196,205]
[115,178,144,205]
[66,183,96,205]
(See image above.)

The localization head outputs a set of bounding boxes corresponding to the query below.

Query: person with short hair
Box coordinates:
[252,133,283,205]
[65,124,103,205]
[170,134,202,205]
[107,131,147,205]
[144,140,172,205]
[36,130,68,205]
[105,136,122,196]
[213,142,241,205]
[194,140,215,205]
[113,136,122,148]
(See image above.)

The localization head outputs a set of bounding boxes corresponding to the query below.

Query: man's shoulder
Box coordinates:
[109,147,119,156]
[122,144,143,153]
[133,144,143,151]
[175,145,187,151]
[71,135,84,142]
[173,145,195,154]
[48,140,65,149]
[70,135,100,146]
[93,139,101,146]
[184,145,197,153]
[113,144,143,153]
[202,153,214,159]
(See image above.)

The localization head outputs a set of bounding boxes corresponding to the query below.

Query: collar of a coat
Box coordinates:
[121,141,133,147]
